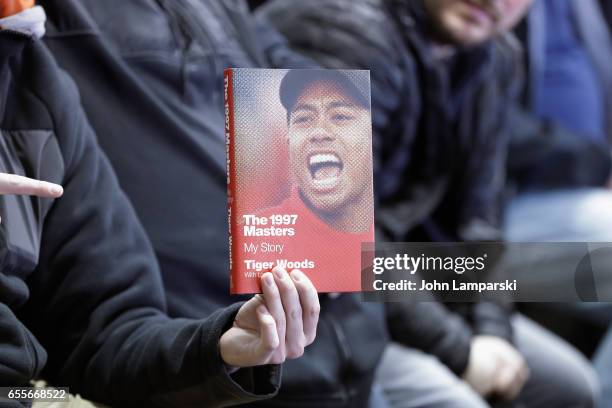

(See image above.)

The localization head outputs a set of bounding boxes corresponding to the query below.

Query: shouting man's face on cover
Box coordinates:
[287,80,373,230]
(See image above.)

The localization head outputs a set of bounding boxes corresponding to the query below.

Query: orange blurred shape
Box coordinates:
[0,0,34,18]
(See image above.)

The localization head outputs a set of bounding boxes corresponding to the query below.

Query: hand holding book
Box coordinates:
[220,266,319,367]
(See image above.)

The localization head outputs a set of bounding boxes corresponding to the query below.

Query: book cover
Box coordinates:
[225,68,374,294]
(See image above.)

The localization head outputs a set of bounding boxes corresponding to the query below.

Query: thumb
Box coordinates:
[256,305,279,359]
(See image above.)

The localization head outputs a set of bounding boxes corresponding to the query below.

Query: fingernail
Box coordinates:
[50,185,63,196]
[273,268,284,280]
[290,270,302,282]
[263,273,274,286]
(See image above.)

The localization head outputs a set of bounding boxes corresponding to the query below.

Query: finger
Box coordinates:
[0,173,63,197]
[494,357,526,401]
[233,295,264,331]
[506,363,530,400]
[256,305,280,362]
[290,269,319,345]
[493,365,517,399]
[503,367,527,401]
[273,266,304,359]
[499,350,528,399]
[261,272,286,362]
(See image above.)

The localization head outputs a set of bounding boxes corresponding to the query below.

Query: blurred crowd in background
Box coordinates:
[1,0,612,407]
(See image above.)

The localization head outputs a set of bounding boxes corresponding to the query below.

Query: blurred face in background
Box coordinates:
[424,0,534,47]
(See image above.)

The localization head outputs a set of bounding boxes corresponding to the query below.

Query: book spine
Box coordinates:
[224,69,238,294]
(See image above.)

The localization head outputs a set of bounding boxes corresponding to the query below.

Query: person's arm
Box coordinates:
[454,38,529,400]
[0,176,61,406]
[0,302,47,408]
[507,106,612,192]
[385,301,473,375]
[454,36,525,341]
[253,10,316,69]
[16,44,317,406]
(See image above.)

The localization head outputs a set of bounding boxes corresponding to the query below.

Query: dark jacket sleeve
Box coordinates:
[454,36,525,341]
[0,303,47,408]
[212,0,316,70]
[254,13,317,69]
[456,100,513,341]
[385,301,472,375]
[507,106,612,192]
[18,42,279,407]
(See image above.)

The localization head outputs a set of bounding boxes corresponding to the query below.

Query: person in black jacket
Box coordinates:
[40,1,390,407]
[260,0,598,407]
[0,3,320,407]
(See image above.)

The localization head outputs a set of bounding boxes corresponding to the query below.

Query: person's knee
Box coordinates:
[448,385,489,408]
[537,359,600,408]
[505,189,612,242]
[377,343,489,408]
[514,315,601,408]
[561,377,599,408]
[519,363,599,408]
[572,367,600,408]
[383,381,488,408]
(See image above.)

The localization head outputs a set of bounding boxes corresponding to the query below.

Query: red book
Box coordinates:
[225,68,374,294]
